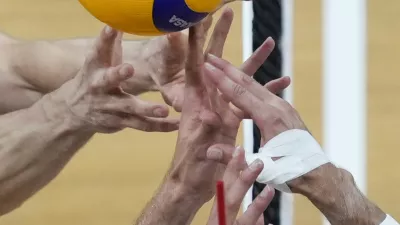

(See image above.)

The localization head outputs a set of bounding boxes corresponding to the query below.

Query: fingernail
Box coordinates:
[119,66,131,78]
[204,62,217,72]
[249,159,263,171]
[232,146,241,158]
[105,26,113,34]
[207,53,218,60]
[260,185,271,197]
[153,107,167,117]
[207,148,223,160]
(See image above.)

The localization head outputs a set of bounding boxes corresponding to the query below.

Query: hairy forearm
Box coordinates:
[291,164,386,225]
[135,180,203,225]
[0,92,94,215]
[0,34,155,113]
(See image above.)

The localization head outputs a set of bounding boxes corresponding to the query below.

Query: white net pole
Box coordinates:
[322,0,367,224]
[281,0,294,224]
[241,0,254,212]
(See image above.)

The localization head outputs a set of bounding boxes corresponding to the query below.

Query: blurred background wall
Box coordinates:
[0,0,399,225]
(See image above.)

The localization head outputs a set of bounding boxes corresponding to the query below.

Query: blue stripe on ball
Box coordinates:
[152,0,208,32]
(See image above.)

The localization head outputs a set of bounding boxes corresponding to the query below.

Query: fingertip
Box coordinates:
[103,25,118,38]
[265,36,275,44]
[119,64,134,79]
[263,37,275,50]
[115,31,124,42]
[207,148,223,161]
[152,106,169,118]
[206,144,235,164]
[283,76,291,84]
[222,6,234,18]
[260,185,275,199]
[167,32,182,41]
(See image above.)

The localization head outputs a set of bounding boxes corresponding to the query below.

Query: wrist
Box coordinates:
[160,177,205,207]
[290,164,385,225]
[38,90,93,133]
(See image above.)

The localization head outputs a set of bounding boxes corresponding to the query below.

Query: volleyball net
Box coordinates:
[241,0,367,224]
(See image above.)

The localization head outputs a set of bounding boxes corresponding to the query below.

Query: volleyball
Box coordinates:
[78,0,222,36]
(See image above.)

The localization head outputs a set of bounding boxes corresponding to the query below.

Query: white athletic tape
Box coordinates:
[245,129,330,193]
[381,215,399,225]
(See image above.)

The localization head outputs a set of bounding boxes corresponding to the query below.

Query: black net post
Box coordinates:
[252,0,283,224]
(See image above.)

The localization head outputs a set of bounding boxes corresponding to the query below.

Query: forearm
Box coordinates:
[291,164,386,225]
[0,92,94,215]
[135,180,203,225]
[0,34,155,113]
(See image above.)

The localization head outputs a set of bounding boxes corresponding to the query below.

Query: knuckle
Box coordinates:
[239,170,254,184]
[144,106,157,116]
[225,197,241,212]
[123,104,134,113]
[141,123,152,132]
[232,84,246,97]
[89,80,101,91]
[240,73,254,85]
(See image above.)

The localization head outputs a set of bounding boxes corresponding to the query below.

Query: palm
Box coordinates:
[142,32,188,112]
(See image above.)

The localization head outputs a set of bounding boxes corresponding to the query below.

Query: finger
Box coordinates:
[101,97,170,118]
[226,77,290,119]
[202,15,214,35]
[225,159,264,224]
[264,76,291,95]
[204,62,263,119]
[121,116,180,132]
[205,7,234,58]
[207,147,246,225]
[207,54,271,100]
[223,147,247,188]
[236,186,275,225]
[200,109,222,128]
[86,26,119,70]
[92,63,134,90]
[204,8,234,111]
[241,37,275,75]
[165,32,188,65]
[111,31,124,66]
[186,24,205,87]
[220,76,290,102]
[255,215,264,225]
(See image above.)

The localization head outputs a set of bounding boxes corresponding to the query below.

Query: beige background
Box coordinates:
[0,0,399,224]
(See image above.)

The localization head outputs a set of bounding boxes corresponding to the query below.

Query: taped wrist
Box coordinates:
[381,215,399,225]
[245,129,330,193]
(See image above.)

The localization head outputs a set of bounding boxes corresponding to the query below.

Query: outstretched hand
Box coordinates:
[167,7,290,203]
[52,26,179,133]
[206,147,275,225]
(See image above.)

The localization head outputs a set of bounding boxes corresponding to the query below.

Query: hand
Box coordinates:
[129,1,244,112]
[202,49,389,225]
[203,53,305,145]
[206,147,275,225]
[140,32,188,112]
[51,26,179,133]
[166,8,289,202]
[135,10,224,112]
